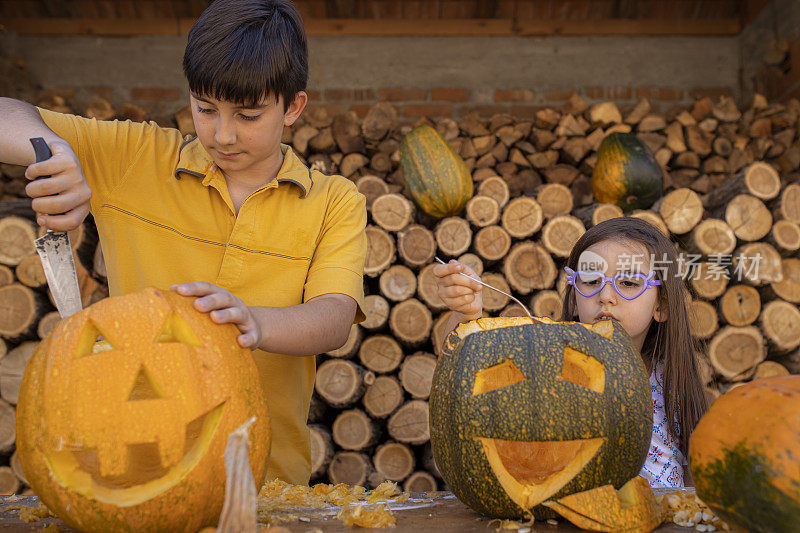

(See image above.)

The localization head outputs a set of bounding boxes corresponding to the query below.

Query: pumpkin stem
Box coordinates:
[217,417,257,533]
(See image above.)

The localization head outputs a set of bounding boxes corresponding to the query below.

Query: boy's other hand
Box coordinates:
[171,282,262,349]
[432,259,483,320]
[24,140,92,231]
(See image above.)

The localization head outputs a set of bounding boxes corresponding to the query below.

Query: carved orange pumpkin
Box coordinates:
[16,287,270,533]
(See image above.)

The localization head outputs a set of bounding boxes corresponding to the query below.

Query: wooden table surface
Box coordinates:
[0,493,693,532]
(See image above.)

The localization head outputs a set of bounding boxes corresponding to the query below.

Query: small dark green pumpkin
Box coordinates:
[429,317,652,520]
[399,124,473,218]
[592,132,663,212]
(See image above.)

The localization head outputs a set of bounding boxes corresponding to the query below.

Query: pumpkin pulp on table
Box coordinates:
[430,316,651,519]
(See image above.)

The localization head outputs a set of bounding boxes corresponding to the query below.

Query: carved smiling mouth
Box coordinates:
[479,436,605,511]
[46,402,225,507]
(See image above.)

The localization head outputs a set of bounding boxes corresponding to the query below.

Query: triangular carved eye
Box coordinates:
[75,320,116,358]
[472,359,526,396]
[127,366,163,401]
[155,311,200,346]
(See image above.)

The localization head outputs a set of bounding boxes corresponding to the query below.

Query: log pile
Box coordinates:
[1,91,799,495]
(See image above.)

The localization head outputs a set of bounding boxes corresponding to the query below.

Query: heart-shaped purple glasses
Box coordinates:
[564,266,661,300]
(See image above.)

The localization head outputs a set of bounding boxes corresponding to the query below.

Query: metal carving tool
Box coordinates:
[434,257,536,321]
[31,137,83,318]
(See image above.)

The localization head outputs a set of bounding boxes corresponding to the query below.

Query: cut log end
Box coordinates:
[719,285,761,326]
[389,299,433,346]
[476,176,510,208]
[501,196,543,238]
[658,188,704,235]
[397,225,436,268]
[332,409,379,451]
[362,295,390,331]
[530,290,564,321]
[364,226,396,278]
[480,272,511,312]
[503,242,557,294]
[315,359,366,408]
[689,299,719,339]
[708,326,766,380]
[359,334,404,374]
[770,258,800,304]
[541,215,586,258]
[760,299,800,353]
[309,424,334,479]
[372,193,415,232]
[690,219,737,257]
[417,264,447,312]
[363,375,404,419]
[373,442,415,482]
[465,195,501,228]
[473,225,512,262]
[399,352,437,400]
[387,400,430,445]
[725,194,772,242]
[434,217,472,258]
[380,264,418,302]
[0,217,36,267]
[328,452,373,486]
[404,471,438,493]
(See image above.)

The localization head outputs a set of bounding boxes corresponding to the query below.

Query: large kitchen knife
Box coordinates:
[31,137,83,318]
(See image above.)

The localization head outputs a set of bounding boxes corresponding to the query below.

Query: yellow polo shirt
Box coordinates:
[39,108,367,485]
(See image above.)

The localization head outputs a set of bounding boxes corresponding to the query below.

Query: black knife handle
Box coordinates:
[30,137,52,179]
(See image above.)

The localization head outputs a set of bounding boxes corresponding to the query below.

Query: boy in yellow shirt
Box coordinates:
[0,0,366,485]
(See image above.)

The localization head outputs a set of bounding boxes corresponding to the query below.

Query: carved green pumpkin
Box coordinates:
[429,316,651,519]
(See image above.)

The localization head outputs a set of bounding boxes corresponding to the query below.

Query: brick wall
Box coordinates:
[302,85,735,122]
[28,82,738,130]
[2,32,743,125]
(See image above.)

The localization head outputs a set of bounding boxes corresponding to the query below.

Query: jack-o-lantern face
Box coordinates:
[16,287,270,533]
[429,316,651,520]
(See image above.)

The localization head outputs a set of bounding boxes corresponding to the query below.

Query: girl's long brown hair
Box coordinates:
[560,217,709,452]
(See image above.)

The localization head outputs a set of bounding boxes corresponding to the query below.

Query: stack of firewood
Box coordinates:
[1,90,799,494]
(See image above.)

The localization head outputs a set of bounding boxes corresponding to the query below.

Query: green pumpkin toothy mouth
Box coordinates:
[479,436,605,510]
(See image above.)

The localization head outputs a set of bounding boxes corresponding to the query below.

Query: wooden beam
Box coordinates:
[2,18,185,36]
[3,17,742,37]
[304,18,514,36]
[741,0,771,28]
[515,18,742,36]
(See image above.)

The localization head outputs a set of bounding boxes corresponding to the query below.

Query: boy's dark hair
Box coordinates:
[183,0,308,110]
[560,217,709,454]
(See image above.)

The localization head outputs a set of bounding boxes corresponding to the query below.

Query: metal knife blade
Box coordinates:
[30,137,83,318]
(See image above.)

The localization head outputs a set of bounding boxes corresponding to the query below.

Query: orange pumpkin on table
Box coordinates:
[689,375,800,533]
[16,287,270,533]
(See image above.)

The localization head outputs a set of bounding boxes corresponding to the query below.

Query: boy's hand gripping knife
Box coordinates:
[31,137,83,318]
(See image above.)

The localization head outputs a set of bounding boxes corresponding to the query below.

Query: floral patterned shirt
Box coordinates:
[640,364,686,488]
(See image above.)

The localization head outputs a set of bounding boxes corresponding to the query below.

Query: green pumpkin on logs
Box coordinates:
[592,132,663,212]
[429,316,652,520]
[399,124,474,218]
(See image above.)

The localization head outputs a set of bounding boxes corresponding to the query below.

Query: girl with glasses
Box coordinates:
[433,217,708,489]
